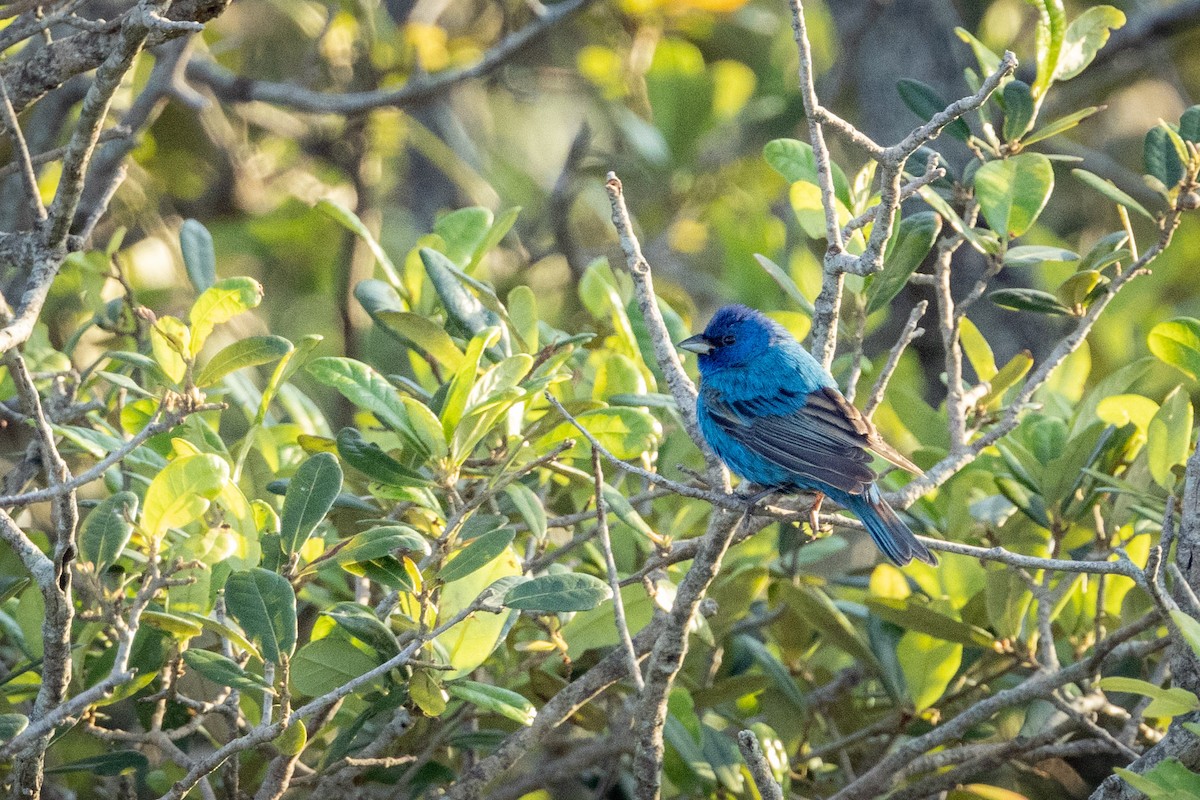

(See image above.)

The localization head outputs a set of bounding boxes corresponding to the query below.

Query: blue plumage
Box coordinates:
[678,305,935,566]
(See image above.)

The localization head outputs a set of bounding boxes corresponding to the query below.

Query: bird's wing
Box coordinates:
[705,386,875,495]
[804,387,925,476]
[705,386,921,496]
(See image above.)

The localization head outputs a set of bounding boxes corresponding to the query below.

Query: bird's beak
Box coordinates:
[677,334,714,355]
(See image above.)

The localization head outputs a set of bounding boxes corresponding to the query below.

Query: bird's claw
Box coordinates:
[808,491,825,534]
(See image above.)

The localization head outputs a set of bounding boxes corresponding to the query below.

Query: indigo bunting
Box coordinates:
[678,305,935,566]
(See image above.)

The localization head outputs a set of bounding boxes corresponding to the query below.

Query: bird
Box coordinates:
[677,304,936,566]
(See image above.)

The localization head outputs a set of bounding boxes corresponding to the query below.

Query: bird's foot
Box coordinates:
[808,491,825,534]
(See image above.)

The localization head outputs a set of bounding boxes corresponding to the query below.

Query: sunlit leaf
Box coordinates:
[973,153,1054,238]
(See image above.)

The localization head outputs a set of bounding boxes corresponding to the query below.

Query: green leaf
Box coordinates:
[1148,386,1194,489]
[1149,318,1200,379]
[867,598,994,647]
[354,280,464,369]
[1172,610,1200,661]
[989,288,1072,316]
[0,713,27,744]
[468,206,520,274]
[1071,169,1154,220]
[410,667,449,716]
[777,583,880,671]
[502,483,546,541]
[1022,105,1103,146]
[46,751,149,776]
[507,284,538,352]
[224,568,298,664]
[182,649,273,693]
[898,630,962,711]
[762,139,851,207]
[439,527,516,583]
[321,602,400,658]
[1002,80,1035,140]
[734,634,806,712]
[151,315,189,384]
[335,428,427,487]
[1145,126,1185,188]
[1027,0,1066,100]
[973,153,1054,237]
[503,573,613,612]
[753,254,814,315]
[954,27,1001,75]
[421,247,507,354]
[958,317,997,381]
[896,79,971,141]
[180,219,216,293]
[1099,676,1200,718]
[332,526,430,567]
[436,545,521,679]
[540,406,662,460]
[141,454,229,538]
[867,211,941,314]
[1057,270,1106,310]
[279,453,343,556]
[1003,245,1078,268]
[291,635,382,697]
[189,277,264,357]
[434,207,494,267]
[307,357,410,437]
[1181,105,1200,143]
[196,335,293,387]
[80,491,138,572]
[447,680,537,725]
[1054,6,1126,81]
[316,198,401,287]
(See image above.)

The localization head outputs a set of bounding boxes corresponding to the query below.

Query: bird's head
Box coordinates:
[678,304,779,371]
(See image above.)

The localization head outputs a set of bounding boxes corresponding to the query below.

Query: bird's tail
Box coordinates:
[848,484,937,566]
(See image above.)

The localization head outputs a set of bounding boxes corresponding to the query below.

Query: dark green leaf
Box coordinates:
[46,751,149,776]
[322,602,400,658]
[989,288,1072,315]
[1002,80,1035,140]
[1181,105,1200,143]
[1145,126,1185,187]
[439,527,517,583]
[279,453,343,556]
[896,79,971,141]
[503,572,612,612]
[733,634,806,712]
[867,211,941,314]
[335,428,427,487]
[224,568,297,663]
[182,649,273,693]
[334,526,430,566]
[80,491,138,572]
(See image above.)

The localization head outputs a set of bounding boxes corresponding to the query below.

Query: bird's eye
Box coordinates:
[720,335,736,346]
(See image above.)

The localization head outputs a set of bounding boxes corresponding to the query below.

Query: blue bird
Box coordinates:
[678,304,935,566]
